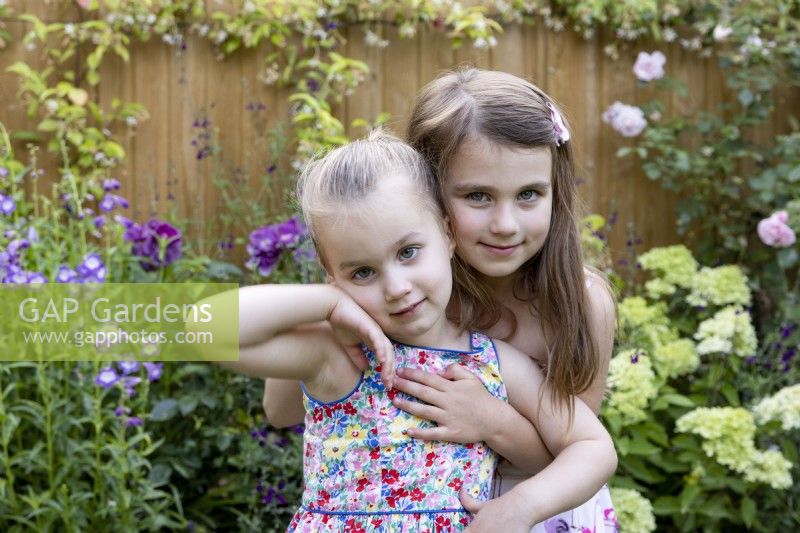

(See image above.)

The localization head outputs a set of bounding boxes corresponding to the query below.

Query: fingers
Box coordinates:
[392,375,444,405]
[392,396,443,423]
[405,426,456,442]
[344,345,369,370]
[459,489,484,513]
[395,366,450,391]
[441,363,478,380]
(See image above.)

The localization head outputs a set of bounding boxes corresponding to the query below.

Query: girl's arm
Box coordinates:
[463,341,617,531]
[578,271,616,413]
[263,379,305,427]
[391,366,553,473]
[190,284,395,385]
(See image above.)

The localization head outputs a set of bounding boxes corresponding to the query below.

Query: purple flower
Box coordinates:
[27,272,47,284]
[103,178,121,191]
[275,216,308,248]
[602,101,647,137]
[0,195,17,216]
[126,219,182,271]
[115,405,131,417]
[99,195,116,212]
[94,215,106,229]
[99,194,128,212]
[7,239,28,255]
[0,167,8,177]
[114,215,134,228]
[633,51,666,82]
[543,518,570,533]
[77,253,107,283]
[757,210,796,248]
[125,416,143,427]
[95,367,120,388]
[143,362,163,381]
[55,265,79,283]
[246,217,309,278]
[121,376,142,397]
[117,360,140,375]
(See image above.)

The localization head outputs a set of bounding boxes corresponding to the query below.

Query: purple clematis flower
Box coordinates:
[125,219,182,271]
[103,178,121,191]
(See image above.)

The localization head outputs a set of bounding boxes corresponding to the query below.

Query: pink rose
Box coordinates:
[633,51,666,82]
[602,101,647,137]
[757,210,796,248]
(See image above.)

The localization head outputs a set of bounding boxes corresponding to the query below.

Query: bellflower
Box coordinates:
[95,367,120,388]
[143,362,163,381]
[0,194,16,216]
[77,253,107,283]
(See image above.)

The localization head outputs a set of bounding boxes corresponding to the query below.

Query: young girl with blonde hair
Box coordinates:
[264,68,619,532]
[219,131,616,531]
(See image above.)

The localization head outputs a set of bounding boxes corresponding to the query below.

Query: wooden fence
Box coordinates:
[2,1,799,260]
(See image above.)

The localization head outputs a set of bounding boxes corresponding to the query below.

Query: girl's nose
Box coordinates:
[384,271,412,302]
[489,204,519,235]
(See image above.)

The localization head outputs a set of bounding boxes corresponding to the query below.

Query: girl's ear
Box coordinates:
[443,216,456,256]
[325,272,336,285]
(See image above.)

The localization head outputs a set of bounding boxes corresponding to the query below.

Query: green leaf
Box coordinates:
[652,495,680,515]
[740,497,756,528]
[178,395,199,416]
[679,483,701,512]
[150,399,179,422]
[620,456,665,483]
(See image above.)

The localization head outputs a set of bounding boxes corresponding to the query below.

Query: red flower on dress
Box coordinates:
[344,517,366,533]
[418,350,428,364]
[425,451,437,467]
[355,478,370,492]
[343,402,357,415]
[448,478,463,492]
[382,468,400,485]
[410,487,426,502]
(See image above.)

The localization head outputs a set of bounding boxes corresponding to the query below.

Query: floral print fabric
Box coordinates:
[288,332,507,532]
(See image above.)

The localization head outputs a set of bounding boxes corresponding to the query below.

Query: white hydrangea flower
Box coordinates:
[752,384,800,431]
[609,488,655,533]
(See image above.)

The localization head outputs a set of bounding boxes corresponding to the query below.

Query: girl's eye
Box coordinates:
[352,267,374,281]
[398,246,419,260]
[466,192,488,202]
[518,190,539,201]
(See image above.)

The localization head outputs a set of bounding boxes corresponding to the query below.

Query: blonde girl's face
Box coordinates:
[444,136,553,283]
[316,174,456,347]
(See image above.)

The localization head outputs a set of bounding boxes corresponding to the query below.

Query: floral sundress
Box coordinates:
[288,332,507,532]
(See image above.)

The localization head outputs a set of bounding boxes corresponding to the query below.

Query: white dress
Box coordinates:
[491,460,618,532]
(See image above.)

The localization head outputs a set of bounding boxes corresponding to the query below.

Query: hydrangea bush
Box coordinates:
[604,244,799,532]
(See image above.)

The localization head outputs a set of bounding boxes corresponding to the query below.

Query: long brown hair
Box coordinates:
[408,67,605,419]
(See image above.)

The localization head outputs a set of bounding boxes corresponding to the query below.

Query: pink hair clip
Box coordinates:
[546,101,570,146]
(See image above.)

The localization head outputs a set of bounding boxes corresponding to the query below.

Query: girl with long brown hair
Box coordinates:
[394,68,618,532]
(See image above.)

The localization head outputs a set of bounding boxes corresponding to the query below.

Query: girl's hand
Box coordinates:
[461,490,531,533]
[390,363,497,443]
[328,294,396,389]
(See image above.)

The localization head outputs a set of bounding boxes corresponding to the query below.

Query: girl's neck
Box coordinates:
[394,319,469,352]
[478,272,521,303]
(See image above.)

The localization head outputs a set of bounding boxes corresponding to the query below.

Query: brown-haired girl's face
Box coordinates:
[444,136,553,284]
